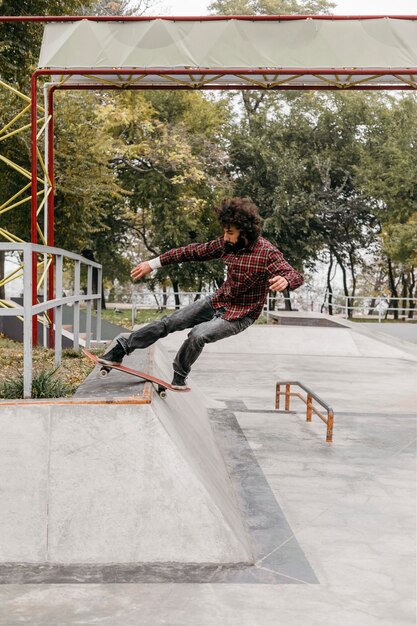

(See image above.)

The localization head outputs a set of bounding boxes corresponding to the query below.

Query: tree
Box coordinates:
[0,0,94,299]
[0,0,162,302]
[208,0,335,15]
[0,1,90,86]
[356,94,417,318]
[81,0,160,17]
[53,92,128,278]
[225,89,386,314]
[101,89,232,304]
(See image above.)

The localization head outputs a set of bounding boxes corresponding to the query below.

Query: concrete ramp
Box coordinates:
[0,350,252,565]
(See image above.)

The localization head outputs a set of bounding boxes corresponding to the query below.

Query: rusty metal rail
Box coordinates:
[275,381,334,442]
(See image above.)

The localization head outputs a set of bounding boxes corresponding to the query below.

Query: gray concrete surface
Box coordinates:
[0,323,415,625]
[74,336,149,398]
[0,397,250,565]
[357,322,417,345]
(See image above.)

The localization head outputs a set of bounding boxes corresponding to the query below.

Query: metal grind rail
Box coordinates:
[275,381,334,442]
[0,243,102,398]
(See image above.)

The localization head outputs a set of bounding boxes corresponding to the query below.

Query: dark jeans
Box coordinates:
[118,297,254,380]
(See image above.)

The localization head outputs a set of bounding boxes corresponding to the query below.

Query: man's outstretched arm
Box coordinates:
[266,248,304,292]
[131,237,224,282]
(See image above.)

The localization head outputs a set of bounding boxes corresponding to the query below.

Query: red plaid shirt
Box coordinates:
[160,236,304,321]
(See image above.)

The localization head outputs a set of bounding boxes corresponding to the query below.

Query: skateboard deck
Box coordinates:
[82,348,191,398]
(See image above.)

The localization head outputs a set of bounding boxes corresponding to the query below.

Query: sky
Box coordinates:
[163,0,417,15]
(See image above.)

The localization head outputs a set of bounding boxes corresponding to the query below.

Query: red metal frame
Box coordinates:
[31,75,38,341]
[32,68,417,77]
[55,84,416,91]
[2,14,415,343]
[47,87,55,347]
[2,15,417,21]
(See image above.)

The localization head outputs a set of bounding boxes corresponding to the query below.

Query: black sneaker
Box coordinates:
[171,372,188,390]
[98,340,126,366]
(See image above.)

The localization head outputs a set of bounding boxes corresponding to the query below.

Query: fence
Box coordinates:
[324,295,417,322]
[0,243,102,397]
[130,290,304,325]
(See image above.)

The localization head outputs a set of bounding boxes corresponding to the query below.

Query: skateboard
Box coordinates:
[82,348,191,398]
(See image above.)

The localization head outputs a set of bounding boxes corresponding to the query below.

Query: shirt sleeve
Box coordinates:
[148,257,162,270]
[266,248,304,291]
[159,237,224,267]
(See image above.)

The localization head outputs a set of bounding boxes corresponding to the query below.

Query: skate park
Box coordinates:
[0,10,416,626]
[0,317,416,624]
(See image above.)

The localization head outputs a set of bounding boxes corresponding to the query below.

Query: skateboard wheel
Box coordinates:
[99,368,109,378]
[159,390,167,399]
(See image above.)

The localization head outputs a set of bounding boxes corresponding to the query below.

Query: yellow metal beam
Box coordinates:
[0,78,44,112]
[0,264,24,288]
[0,104,31,136]
[0,155,44,184]
[0,182,31,212]
[0,227,25,243]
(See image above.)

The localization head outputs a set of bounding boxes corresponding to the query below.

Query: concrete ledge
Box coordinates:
[0,407,318,585]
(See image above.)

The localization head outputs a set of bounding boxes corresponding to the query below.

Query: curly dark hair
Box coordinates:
[215,197,262,243]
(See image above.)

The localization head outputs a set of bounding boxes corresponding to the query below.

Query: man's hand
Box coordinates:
[131,261,153,282]
[269,275,289,292]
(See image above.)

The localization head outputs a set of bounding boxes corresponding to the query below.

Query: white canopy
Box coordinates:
[38,18,417,89]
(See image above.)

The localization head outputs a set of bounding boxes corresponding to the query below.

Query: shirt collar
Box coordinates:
[240,237,259,253]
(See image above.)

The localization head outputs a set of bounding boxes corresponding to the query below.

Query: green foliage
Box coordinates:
[53,91,130,281]
[383,215,417,266]
[0,367,75,399]
[82,0,156,16]
[103,89,232,291]
[225,90,390,300]
[1,3,414,308]
[355,94,417,269]
[0,1,88,85]
[61,347,83,358]
[208,0,335,16]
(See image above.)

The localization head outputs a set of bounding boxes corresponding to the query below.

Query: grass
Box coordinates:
[0,335,100,399]
[99,307,167,330]
[0,368,76,400]
[349,317,417,324]
[101,307,269,329]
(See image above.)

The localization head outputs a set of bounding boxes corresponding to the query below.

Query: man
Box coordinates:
[99,197,304,389]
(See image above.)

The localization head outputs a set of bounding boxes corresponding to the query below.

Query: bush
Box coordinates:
[0,368,76,399]
[62,348,82,359]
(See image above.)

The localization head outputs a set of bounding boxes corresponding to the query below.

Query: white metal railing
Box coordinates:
[130,289,417,325]
[131,290,210,325]
[323,295,417,322]
[0,243,102,398]
[130,290,300,325]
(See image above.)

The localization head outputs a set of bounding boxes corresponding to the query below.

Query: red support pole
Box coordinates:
[47,87,55,348]
[31,72,38,346]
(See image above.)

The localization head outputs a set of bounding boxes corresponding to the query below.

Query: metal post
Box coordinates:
[326,410,334,443]
[85,264,92,348]
[43,83,49,349]
[344,297,348,319]
[23,246,33,398]
[73,260,80,350]
[31,73,38,346]
[54,254,63,366]
[47,86,55,348]
[275,383,280,409]
[306,394,313,422]
[285,384,291,411]
[96,267,102,344]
